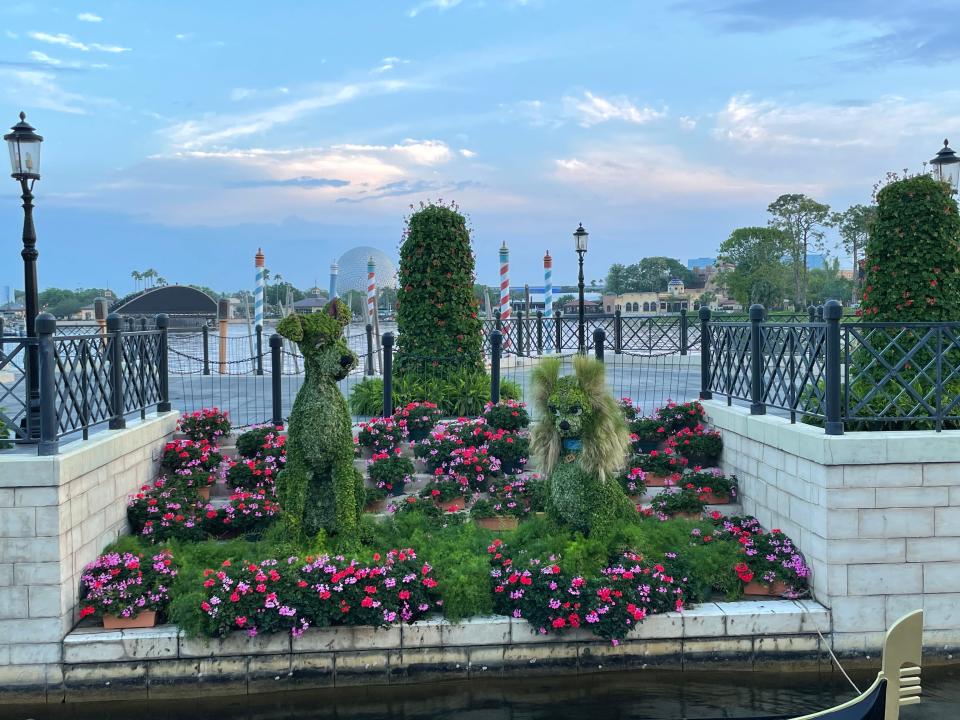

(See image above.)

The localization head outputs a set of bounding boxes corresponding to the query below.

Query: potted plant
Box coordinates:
[127,479,207,543]
[363,486,389,513]
[412,428,462,472]
[356,417,407,456]
[616,465,646,501]
[444,444,499,491]
[177,408,231,444]
[656,400,705,432]
[632,449,687,485]
[368,450,415,496]
[226,455,282,492]
[482,399,530,431]
[166,466,217,500]
[713,515,810,596]
[669,426,724,466]
[470,498,520,531]
[78,550,177,629]
[393,401,442,442]
[421,479,468,512]
[648,485,706,520]
[618,397,638,422]
[630,417,666,453]
[235,425,285,459]
[485,430,529,476]
[160,439,223,474]
[682,470,736,504]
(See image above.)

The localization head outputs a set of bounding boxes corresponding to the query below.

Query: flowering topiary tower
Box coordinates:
[860,174,960,321]
[395,201,483,375]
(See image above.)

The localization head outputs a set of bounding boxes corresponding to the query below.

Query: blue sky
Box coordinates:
[1,0,958,294]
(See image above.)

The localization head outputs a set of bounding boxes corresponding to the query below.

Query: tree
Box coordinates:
[695,291,716,310]
[807,258,853,305]
[861,175,960,321]
[716,227,793,309]
[831,204,876,303]
[556,294,575,307]
[767,194,832,306]
[605,263,628,295]
[130,270,141,292]
[395,201,483,373]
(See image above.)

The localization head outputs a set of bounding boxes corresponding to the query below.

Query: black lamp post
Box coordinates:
[930,139,960,194]
[573,223,589,353]
[4,112,43,437]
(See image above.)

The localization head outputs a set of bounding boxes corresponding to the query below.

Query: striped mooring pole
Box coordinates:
[543,250,553,318]
[254,248,265,331]
[329,261,339,301]
[367,256,377,324]
[499,242,511,349]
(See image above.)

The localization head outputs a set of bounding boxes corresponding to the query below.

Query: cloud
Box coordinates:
[0,68,89,113]
[77,12,102,22]
[372,56,410,73]
[408,0,463,18]
[224,176,350,189]
[27,50,104,69]
[390,139,451,165]
[162,79,411,150]
[679,115,697,130]
[174,33,192,41]
[337,178,484,203]
[563,91,666,127]
[714,93,958,150]
[553,141,805,201]
[459,148,477,158]
[5,30,18,39]
[28,31,130,53]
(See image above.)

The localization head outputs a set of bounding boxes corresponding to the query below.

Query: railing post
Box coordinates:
[218,299,230,375]
[490,330,502,404]
[202,324,210,375]
[156,314,171,413]
[107,313,126,430]
[593,327,605,363]
[270,333,284,428]
[0,317,4,362]
[382,332,394,416]
[255,325,264,376]
[749,304,765,415]
[494,308,502,333]
[365,323,375,376]
[125,317,134,332]
[517,310,525,356]
[824,299,844,436]
[679,307,689,356]
[555,309,563,352]
[699,307,712,400]
[614,309,622,354]
[807,305,816,323]
[816,305,824,321]
[536,311,543,355]
[140,317,148,331]
[36,313,58,456]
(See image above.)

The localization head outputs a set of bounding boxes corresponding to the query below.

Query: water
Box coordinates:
[7,667,960,719]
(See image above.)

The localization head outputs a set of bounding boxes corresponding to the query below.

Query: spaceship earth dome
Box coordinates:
[336,247,398,293]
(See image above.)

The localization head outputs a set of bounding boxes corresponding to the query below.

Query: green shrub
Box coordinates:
[236,426,281,458]
[395,201,483,375]
[0,408,12,450]
[349,372,520,417]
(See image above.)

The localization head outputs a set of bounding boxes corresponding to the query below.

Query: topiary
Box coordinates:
[860,174,960,321]
[395,201,483,375]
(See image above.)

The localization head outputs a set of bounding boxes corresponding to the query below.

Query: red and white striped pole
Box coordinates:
[367,256,377,324]
[499,242,511,349]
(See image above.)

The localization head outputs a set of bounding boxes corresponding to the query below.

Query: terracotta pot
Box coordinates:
[440,496,466,512]
[364,499,388,513]
[670,511,702,521]
[103,610,157,629]
[744,579,791,596]
[644,474,674,487]
[196,486,211,501]
[475,515,519,531]
[700,491,729,505]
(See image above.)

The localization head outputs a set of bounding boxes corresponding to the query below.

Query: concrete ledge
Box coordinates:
[10,600,831,703]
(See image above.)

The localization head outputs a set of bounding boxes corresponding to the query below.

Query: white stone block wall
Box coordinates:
[0,413,178,690]
[705,400,960,653]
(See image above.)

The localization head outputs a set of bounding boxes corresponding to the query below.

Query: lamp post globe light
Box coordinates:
[930,139,960,194]
[573,222,588,353]
[4,111,43,438]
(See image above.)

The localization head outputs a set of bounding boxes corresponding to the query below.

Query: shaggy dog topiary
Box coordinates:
[275,299,364,539]
[531,355,632,535]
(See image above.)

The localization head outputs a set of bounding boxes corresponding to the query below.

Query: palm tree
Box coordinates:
[156,277,168,287]
[130,270,141,292]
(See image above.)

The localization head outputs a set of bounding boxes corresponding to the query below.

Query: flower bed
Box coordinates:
[357,417,408,453]
[482,399,530,432]
[79,550,178,626]
[392,401,442,441]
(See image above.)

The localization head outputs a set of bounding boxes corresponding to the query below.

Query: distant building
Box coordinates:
[687,257,715,270]
[69,304,96,321]
[293,290,330,314]
[558,299,603,315]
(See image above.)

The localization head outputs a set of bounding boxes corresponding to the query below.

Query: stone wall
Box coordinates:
[705,400,960,655]
[0,413,178,698]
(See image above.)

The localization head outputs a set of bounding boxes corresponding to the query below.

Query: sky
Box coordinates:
[1,0,959,295]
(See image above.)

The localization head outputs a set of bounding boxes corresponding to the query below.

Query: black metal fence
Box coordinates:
[1,313,170,455]
[700,302,960,433]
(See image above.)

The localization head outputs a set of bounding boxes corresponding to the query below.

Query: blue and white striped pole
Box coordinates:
[543,250,553,318]
[254,248,265,330]
[329,261,339,300]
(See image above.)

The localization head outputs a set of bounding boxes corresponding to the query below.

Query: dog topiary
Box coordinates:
[530,355,633,536]
[274,299,364,540]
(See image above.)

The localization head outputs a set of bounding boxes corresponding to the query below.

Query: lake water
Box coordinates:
[7,667,959,719]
